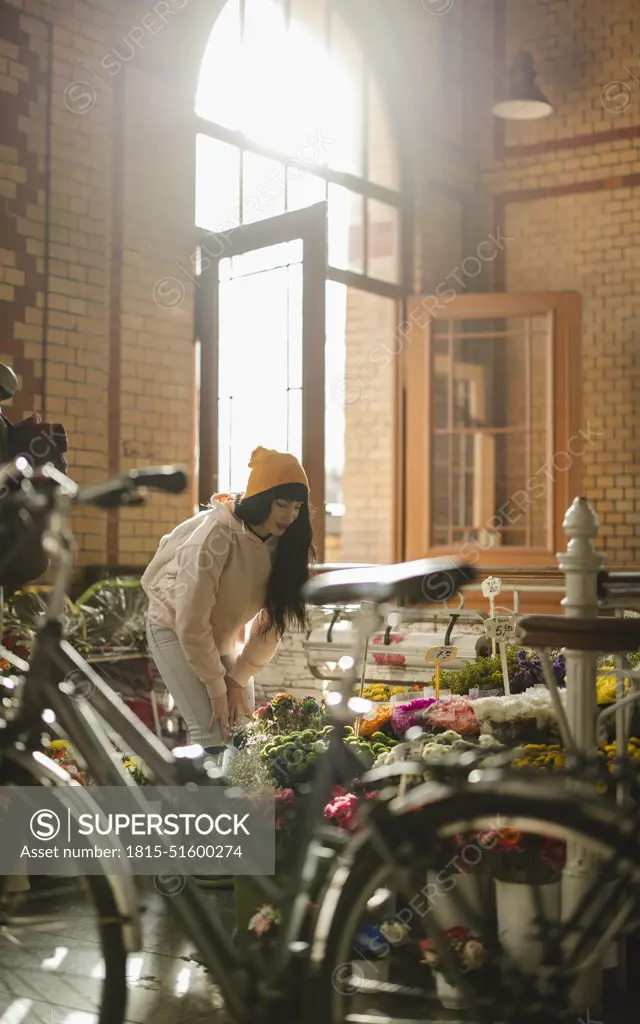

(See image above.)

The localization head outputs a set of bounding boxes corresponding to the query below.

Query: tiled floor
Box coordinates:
[0,878,236,1023]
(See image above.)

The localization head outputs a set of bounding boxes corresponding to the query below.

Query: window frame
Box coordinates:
[194,0,414,565]
[403,292,583,567]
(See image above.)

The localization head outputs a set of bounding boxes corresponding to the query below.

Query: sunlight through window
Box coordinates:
[196,0,355,167]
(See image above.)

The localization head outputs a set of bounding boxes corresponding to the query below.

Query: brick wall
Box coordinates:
[2,0,637,699]
[462,0,640,564]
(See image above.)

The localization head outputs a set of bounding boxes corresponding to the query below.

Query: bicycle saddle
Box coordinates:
[302,558,476,607]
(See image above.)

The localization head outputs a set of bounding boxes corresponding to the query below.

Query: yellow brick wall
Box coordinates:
[2,0,637,576]
[462,0,640,564]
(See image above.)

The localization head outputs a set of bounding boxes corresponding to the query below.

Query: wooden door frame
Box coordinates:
[403,291,582,566]
[195,202,328,559]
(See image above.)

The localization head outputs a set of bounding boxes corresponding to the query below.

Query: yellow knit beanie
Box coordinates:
[244,446,309,498]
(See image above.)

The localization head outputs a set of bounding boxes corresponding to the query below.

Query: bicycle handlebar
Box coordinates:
[0,462,188,511]
[76,466,188,508]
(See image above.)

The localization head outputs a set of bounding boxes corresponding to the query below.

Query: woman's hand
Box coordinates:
[226,677,250,727]
[208,694,230,741]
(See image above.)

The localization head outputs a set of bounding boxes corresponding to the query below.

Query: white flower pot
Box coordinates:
[436,971,466,1009]
[495,879,560,968]
[426,868,491,930]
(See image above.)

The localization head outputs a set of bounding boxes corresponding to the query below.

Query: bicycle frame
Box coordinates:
[1,481,391,1022]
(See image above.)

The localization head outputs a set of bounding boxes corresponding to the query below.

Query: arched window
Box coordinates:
[195,0,404,564]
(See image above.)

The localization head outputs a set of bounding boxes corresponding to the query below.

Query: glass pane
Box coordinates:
[288,262,303,389]
[242,152,285,224]
[325,279,347,530]
[218,254,302,493]
[431,434,450,535]
[286,168,326,211]
[367,75,399,189]
[433,369,448,429]
[328,185,364,274]
[196,0,242,126]
[230,239,302,277]
[452,434,474,528]
[195,135,239,232]
[327,10,364,176]
[326,284,396,564]
[366,199,400,284]
[287,387,303,461]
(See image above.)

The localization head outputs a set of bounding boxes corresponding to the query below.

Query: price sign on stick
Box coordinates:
[482,577,502,655]
[482,577,502,598]
[485,616,518,641]
[425,646,457,699]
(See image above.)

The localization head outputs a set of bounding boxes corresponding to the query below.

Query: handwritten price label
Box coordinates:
[482,576,502,598]
[484,616,518,641]
[425,645,457,663]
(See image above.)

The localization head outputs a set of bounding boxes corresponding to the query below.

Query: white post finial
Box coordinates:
[558,496,605,1011]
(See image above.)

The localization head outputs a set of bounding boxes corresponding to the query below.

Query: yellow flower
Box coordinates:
[50,740,71,751]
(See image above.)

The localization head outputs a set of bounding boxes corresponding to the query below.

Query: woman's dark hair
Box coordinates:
[233,482,315,638]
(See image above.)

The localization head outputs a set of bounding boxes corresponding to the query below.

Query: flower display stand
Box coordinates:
[495,878,560,967]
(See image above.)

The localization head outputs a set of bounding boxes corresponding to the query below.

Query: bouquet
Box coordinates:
[422,698,479,737]
[253,693,326,734]
[484,828,566,885]
[391,697,437,738]
[45,739,89,785]
[472,688,563,745]
[510,649,565,693]
[420,926,484,974]
[323,788,377,833]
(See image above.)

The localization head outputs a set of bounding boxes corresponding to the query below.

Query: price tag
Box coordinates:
[484,616,518,641]
[482,576,502,598]
[425,645,457,663]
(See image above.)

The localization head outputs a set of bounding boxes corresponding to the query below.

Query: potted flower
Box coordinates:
[233,786,297,938]
[486,828,565,968]
[419,925,484,1009]
[423,829,492,941]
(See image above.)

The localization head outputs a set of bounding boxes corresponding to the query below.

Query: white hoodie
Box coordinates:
[141,499,280,698]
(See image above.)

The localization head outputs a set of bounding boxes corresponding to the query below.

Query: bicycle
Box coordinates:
[2,462,640,1024]
[0,461,476,1024]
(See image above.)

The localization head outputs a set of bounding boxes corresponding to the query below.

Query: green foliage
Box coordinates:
[440,649,522,695]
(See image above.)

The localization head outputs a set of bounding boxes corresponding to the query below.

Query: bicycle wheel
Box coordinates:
[309,777,640,1024]
[0,749,130,1024]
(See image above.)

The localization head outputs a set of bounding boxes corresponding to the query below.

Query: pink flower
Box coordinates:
[324,793,361,832]
[254,704,273,720]
[248,905,280,936]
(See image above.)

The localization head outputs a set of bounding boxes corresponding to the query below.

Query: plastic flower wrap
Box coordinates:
[391,697,437,738]
[597,673,630,705]
[472,687,565,736]
[122,754,148,785]
[359,702,392,737]
[422,697,479,736]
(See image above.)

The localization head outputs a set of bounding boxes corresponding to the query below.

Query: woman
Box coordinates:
[142,446,314,751]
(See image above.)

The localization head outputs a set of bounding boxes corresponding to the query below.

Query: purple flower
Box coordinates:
[391,698,437,737]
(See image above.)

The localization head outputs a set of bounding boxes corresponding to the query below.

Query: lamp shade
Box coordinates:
[492,50,552,120]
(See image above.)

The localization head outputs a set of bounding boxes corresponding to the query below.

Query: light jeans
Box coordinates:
[146,618,254,758]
